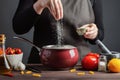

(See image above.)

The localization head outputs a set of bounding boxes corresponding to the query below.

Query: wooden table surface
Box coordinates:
[0,64,120,80]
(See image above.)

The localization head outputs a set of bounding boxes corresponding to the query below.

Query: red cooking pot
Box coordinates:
[40,45,79,69]
[13,37,79,69]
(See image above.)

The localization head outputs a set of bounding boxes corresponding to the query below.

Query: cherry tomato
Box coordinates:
[81,55,98,70]
[14,48,22,54]
[6,47,15,55]
[6,47,22,55]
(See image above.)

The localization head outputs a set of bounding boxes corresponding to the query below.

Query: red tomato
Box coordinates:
[14,48,22,54]
[81,55,98,70]
[86,52,100,59]
[6,47,22,55]
[93,53,100,59]
[6,47,15,55]
[86,52,94,56]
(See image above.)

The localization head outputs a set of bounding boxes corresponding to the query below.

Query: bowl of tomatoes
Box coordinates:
[5,47,24,69]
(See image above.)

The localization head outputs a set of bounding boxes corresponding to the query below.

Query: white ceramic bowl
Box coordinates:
[6,53,23,68]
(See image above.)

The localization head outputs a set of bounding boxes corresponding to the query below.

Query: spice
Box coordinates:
[98,55,107,72]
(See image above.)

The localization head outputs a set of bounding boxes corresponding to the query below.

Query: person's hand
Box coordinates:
[81,23,98,40]
[33,0,63,20]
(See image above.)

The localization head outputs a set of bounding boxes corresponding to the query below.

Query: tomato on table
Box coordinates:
[81,52,100,70]
[86,52,100,59]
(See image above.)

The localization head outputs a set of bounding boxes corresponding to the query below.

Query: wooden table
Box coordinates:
[0,64,120,80]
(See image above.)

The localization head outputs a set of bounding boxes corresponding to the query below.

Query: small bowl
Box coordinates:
[102,51,120,63]
[6,53,23,68]
[110,51,120,58]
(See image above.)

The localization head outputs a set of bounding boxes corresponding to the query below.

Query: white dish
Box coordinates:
[6,53,23,68]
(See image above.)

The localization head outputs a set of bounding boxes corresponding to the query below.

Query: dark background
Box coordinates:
[0,0,120,64]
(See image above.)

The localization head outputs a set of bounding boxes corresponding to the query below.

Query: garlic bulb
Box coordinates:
[14,61,26,71]
[18,62,26,70]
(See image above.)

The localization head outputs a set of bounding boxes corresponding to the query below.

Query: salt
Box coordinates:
[56,20,63,46]
[98,55,107,72]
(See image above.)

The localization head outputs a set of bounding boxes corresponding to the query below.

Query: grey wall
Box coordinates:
[0,0,33,64]
[0,0,120,64]
[102,0,120,52]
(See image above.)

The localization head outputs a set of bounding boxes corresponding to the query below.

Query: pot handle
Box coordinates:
[13,36,41,53]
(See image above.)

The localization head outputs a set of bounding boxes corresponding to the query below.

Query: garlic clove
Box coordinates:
[14,61,26,71]
[18,62,26,71]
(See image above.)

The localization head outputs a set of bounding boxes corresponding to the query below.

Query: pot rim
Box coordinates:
[42,45,76,49]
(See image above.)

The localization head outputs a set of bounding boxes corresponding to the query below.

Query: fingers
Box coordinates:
[33,0,47,14]
[56,0,63,19]
[84,23,98,39]
[84,31,98,39]
[51,0,59,20]
[48,0,63,20]
[48,0,56,18]
[34,0,63,19]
